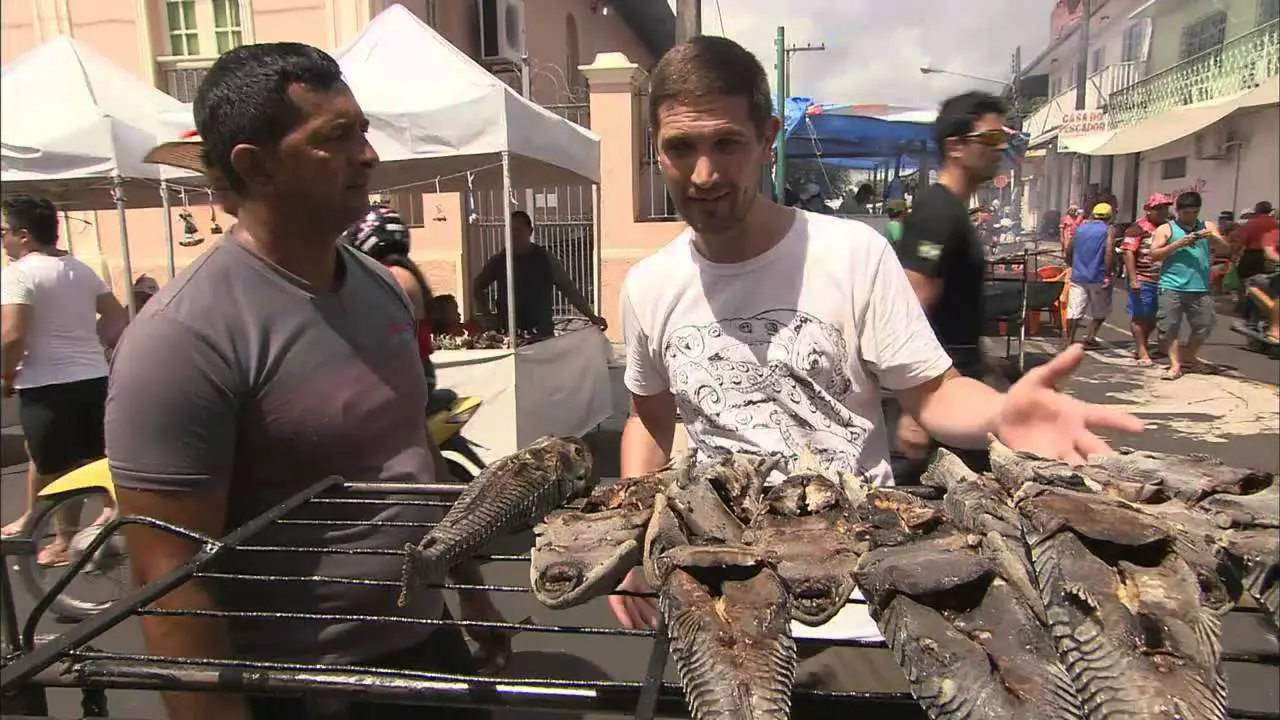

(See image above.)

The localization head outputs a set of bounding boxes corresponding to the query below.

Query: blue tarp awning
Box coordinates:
[781,96,1028,165]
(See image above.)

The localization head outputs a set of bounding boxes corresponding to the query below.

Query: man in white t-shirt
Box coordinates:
[609,36,1144,692]
[1,195,129,565]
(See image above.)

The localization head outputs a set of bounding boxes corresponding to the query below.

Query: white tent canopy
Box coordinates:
[336,4,600,189]
[1,35,194,210]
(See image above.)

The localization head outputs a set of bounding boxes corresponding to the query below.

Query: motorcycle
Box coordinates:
[1230,271,1280,358]
[12,388,486,620]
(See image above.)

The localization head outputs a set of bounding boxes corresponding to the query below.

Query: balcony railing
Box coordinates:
[1109,20,1279,128]
[1022,60,1145,139]
[157,55,218,103]
[545,103,590,129]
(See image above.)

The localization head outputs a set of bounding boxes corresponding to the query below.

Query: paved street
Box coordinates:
[2,304,1277,718]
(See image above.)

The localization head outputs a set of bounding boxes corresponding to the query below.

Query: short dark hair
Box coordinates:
[648,36,773,136]
[434,293,458,307]
[934,91,1008,161]
[511,210,533,228]
[2,194,58,246]
[1176,191,1202,209]
[1257,200,1274,215]
[194,42,345,194]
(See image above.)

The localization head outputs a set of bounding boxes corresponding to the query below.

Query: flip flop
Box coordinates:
[1162,368,1184,381]
[1136,358,1154,367]
[36,545,70,568]
[1,519,27,538]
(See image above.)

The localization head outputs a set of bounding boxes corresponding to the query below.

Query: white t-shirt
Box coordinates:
[0,253,110,389]
[621,208,953,640]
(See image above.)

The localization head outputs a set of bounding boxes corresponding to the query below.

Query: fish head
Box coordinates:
[535,436,597,499]
[764,472,845,517]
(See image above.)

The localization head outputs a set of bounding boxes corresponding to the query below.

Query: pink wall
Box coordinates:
[1,1,666,327]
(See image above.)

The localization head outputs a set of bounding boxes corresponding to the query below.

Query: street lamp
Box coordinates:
[919,66,1010,89]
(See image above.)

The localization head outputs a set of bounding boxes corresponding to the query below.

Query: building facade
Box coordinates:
[1018,0,1278,226]
[1,0,672,322]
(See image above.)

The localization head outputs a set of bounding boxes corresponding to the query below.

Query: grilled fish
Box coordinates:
[692,452,780,523]
[531,464,684,609]
[856,533,1084,720]
[1220,528,1280,626]
[664,458,748,545]
[1017,483,1228,720]
[740,471,870,626]
[1085,447,1273,503]
[400,436,595,606]
[657,545,797,720]
[854,485,946,548]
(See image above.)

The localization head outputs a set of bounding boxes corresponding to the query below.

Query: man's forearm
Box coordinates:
[914,374,1004,450]
[1124,253,1138,281]
[139,584,249,720]
[620,416,673,477]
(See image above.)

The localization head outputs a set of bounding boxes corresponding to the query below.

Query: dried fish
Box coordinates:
[1017,484,1228,720]
[857,532,1084,720]
[400,436,596,606]
[740,471,871,626]
[657,545,797,720]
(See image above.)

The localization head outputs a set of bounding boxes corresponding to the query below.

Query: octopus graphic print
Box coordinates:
[663,309,873,480]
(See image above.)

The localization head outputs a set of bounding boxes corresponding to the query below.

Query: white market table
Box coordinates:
[433,328,614,465]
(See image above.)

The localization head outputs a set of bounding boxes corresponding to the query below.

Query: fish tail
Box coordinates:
[398,541,450,608]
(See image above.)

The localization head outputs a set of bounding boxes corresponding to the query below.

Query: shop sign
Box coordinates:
[1059,109,1109,138]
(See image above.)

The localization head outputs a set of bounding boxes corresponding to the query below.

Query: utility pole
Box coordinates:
[1010,45,1023,229]
[773,27,787,203]
[784,42,826,93]
[675,0,701,43]
[1070,0,1092,207]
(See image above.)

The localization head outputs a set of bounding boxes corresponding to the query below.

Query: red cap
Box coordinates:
[1144,193,1173,210]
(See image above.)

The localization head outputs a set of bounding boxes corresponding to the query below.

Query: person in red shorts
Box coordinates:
[1122,193,1173,365]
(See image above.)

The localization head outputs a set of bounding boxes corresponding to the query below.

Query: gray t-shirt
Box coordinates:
[105,234,443,664]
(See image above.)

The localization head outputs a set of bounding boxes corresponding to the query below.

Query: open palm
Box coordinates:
[995,344,1145,465]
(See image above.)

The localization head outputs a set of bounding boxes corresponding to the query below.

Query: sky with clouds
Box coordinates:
[665,0,1057,108]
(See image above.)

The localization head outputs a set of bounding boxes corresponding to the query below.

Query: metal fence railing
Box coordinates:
[635,89,681,222]
[470,186,598,320]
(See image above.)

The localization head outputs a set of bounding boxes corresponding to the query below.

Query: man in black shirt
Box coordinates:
[471,210,605,337]
[895,91,1009,464]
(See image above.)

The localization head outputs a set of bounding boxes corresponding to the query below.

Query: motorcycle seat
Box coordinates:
[426,388,459,416]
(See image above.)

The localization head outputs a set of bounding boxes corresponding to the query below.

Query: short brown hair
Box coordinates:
[648,36,773,136]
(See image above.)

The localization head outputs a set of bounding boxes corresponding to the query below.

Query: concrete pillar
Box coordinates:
[580,52,646,237]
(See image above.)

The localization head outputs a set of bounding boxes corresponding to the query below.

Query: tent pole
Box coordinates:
[501,152,518,349]
[591,183,601,322]
[60,210,74,256]
[111,174,137,319]
[160,179,176,280]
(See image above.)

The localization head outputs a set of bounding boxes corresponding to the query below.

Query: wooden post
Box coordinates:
[675,0,701,43]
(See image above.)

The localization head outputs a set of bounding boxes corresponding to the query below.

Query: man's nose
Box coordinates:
[691,155,718,188]
[359,136,379,169]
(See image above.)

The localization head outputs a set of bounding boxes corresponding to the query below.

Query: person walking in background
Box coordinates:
[1121,194,1173,366]
[1063,202,1116,349]
[881,199,908,248]
[1059,204,1083,253]
[1149,191,1231,380]
[0,195,129,563]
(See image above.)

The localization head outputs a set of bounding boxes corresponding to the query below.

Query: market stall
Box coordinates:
[0,36,201,311]
[434,328,614,465]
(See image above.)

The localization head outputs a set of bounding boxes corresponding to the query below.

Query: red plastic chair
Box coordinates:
[1035,265,1070,333]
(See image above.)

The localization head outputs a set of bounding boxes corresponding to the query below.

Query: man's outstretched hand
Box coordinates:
[995,343,1145,465]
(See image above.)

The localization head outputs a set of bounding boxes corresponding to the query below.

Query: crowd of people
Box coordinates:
[13,32,1275,720]
[1056,191,1278,377]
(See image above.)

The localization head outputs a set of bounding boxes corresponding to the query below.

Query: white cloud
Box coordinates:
[665,0,1055,108]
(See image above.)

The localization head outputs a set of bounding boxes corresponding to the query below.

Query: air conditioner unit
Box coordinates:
[477,0,526,65]
[1194,125,1239,160]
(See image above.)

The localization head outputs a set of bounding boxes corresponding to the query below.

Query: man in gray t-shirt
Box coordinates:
[107,43,492,720]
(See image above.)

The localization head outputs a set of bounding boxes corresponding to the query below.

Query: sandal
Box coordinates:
[1163,367,1184,381]
[1,518,27,538]
[1136,358,1154,367]
[37,543,70,568]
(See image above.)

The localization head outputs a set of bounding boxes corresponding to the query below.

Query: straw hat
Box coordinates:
[142,129,206,174]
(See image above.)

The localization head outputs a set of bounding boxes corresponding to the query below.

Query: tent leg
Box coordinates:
[161,180,176,280]
[501,152,518,349]
[111,174,137,319]
[591,184,602,320]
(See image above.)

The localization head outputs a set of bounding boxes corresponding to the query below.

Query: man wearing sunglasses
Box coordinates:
[895,91,1010,467]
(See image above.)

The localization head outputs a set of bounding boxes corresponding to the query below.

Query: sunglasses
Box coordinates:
[958,129,1010,147]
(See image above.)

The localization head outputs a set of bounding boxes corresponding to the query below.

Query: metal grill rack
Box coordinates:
[2,477,1277,719]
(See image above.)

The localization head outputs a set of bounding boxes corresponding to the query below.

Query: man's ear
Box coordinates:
[228,144,270,193]
[761,114,781,149]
